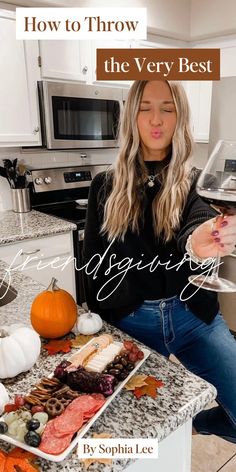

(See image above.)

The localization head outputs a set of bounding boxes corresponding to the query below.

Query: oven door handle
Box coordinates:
[22,248,41,255]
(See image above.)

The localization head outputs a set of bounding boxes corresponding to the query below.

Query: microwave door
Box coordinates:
[51,97,120,149]
[40,82,122,149]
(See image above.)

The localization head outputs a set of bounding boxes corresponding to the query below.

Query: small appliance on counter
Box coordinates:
[29,164,109,306]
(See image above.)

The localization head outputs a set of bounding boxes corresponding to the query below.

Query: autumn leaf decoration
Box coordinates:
[124,374,164,399]
[0,447,38,472]
[71,334,94,348]
[43,339,72,355]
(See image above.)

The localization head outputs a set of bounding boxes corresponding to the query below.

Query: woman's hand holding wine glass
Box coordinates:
[191,214,236,259]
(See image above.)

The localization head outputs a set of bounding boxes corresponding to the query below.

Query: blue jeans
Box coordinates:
[113,296,236,443]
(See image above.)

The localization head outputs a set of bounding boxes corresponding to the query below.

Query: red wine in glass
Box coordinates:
[197,188,236,215]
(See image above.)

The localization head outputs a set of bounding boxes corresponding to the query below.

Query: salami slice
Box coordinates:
[67,394,105,414]
[67,394,97,412]
[83,394,106,418]
[90,393,106,408]
[39,420,73,455]
[83,404,105,420]
[53,409,84,436]
[90,393,106,401]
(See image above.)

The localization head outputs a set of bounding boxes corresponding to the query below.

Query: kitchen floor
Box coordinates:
[192,431,236,472]
[169,356,236,471]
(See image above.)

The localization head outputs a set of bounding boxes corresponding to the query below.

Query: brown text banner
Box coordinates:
[96,48,220,80]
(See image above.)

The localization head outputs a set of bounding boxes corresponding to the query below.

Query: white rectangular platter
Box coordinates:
[0,338,150,462]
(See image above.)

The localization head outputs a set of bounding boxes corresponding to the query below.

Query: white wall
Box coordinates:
[191,0,236,40]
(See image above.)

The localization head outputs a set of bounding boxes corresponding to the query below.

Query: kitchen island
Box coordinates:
[0,259,217,472]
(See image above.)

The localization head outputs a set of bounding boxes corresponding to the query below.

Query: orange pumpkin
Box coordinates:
[30,278,77,339]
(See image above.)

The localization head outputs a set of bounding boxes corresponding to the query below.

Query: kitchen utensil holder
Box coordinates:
[12,188,31,213]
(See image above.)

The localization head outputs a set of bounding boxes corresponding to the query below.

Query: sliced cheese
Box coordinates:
[85,342,123,372]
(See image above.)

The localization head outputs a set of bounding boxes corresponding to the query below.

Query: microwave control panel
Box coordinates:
[64,171,92,183]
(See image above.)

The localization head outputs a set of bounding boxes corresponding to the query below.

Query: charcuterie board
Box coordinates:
[0,336,150,462]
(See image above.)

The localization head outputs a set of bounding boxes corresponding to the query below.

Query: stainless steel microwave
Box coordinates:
[38,81,123,149]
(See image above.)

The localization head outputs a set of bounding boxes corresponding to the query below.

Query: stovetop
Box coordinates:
[35,202,87,230]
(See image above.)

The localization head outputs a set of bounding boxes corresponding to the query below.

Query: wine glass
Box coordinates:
[189,139,236,292]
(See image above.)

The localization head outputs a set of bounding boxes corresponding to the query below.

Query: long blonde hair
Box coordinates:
[101,80,194,242]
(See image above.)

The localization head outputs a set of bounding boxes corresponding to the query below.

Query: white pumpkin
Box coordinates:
[0,324,41,379]
[0,382,9,414]
[73,311,103,335]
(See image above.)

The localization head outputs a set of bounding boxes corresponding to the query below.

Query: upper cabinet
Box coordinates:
[220,45,236,77]
[90,39,133,87]
[39,39,132,87]
[183,81,212,143]
[0,10,41,147]
[39,40,92,82]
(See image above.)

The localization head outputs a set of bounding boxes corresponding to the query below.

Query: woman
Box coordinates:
[83,80,236,443]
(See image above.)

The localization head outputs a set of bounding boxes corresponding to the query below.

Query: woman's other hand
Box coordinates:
[191,215,236,258]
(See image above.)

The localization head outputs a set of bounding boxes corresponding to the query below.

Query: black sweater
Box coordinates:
[83,167,219,325]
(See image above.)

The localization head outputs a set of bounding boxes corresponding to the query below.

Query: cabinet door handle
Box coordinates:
[22,248,40,255]
[33,126,39,134]
[79,230,84,241]
[82,66,88,74]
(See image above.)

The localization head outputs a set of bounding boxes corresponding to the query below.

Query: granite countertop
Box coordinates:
[0,210,76,245]
[0,259,217,471]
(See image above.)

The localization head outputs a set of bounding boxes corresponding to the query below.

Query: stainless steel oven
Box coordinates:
[38,81,123,150]
[30,164,109,306]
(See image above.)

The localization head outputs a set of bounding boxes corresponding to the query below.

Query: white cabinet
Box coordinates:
[39,39,132,87]
[0,10,41,147]
[183,81,212,143]
[90,39,133,87]
[0,232,76,299]
[39,40,92,82]
[220,46,236,77]
[195,39,236,78]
